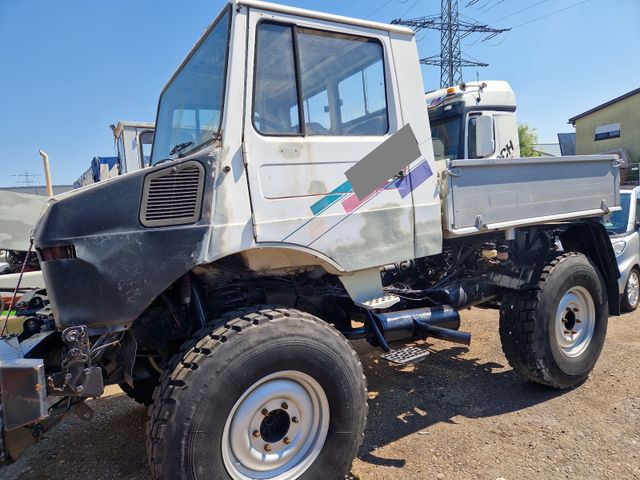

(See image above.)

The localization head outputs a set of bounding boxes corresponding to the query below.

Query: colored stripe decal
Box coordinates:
[395,161,433,198]
[309,180,352,215]
[341,188,382,213]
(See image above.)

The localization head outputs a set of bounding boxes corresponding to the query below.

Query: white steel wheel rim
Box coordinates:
[555,286,596,358]
[627,271,639,307]
[221,370,330,480]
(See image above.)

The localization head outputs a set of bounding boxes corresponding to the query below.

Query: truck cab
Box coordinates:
[425,80,520,160]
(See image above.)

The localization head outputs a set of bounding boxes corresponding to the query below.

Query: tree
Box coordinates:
[518,123,542,157]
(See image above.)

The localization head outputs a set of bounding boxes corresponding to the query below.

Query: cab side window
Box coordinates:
[253,22,388,136]
[253,23,300,134]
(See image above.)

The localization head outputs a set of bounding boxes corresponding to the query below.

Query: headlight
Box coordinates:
[612,240,627,256]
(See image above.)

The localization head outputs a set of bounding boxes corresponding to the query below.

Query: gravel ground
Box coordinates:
[2,307,639,480]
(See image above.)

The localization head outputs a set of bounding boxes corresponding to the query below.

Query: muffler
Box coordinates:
[374,305,471,346]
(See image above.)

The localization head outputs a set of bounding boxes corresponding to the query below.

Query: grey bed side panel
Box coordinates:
[444,155,620,234]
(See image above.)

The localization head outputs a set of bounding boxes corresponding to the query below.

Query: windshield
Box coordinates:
[604,193,631,234]
[151,9,231,163]
[430,116,462,161]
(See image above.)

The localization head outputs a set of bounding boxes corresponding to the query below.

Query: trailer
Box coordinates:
[0,2,620,478]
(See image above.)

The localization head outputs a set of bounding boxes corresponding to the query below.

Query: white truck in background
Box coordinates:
[426,80,520,161]
[74,121,154,187]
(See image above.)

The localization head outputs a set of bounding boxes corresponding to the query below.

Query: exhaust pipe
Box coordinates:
[374,305,471,346]
[414,322,471,346]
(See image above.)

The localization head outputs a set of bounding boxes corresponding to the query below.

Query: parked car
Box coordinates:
[605,187,640,311]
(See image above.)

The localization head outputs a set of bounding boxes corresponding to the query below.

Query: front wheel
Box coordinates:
[499,253,608,389]
[147,307,367,480]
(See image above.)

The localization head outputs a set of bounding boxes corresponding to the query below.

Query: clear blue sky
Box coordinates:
[1,0,639,187]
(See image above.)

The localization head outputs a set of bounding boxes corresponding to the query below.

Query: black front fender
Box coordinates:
[34,157,214,332]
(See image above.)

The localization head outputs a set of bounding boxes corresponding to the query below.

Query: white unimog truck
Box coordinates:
[0,2,621,479]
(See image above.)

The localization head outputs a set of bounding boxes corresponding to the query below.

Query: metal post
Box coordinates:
[38,150,53,197]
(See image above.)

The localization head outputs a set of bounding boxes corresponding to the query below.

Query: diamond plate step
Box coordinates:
[381,346,430,365]
[355,294,400,310]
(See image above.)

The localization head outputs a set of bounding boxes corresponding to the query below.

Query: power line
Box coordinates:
[392,0,509,87]
[399,0,422,18]
[489,0,551,24]
[480,0,506,15]
[509,0,592,29]
[12,171,42,193]
[365,0,396,18]
[338,0,360,14]
[467,0,492,10]
[468,0,591,49]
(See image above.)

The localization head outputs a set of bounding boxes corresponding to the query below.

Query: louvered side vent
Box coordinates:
[140,161,205,227]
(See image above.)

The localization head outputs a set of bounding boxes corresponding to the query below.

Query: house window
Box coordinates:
[594,123,621,141]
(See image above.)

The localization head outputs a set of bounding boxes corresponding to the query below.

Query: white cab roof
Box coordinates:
[112,121,155,139]
[425,80,516,111]
[234,0,415,36]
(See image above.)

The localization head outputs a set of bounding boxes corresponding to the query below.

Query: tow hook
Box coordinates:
[47,326,104,397]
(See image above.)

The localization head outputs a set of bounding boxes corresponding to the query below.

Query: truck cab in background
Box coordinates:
[112,121,155,174]
[74,121,155,188]
[426,80,520,160]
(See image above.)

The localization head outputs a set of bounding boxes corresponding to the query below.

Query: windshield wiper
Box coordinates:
[169,141,193,157]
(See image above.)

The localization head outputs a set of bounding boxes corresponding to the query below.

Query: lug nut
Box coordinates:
[283,437,291,445]
[264,444,272,452]
[253,430,260,438]
[281,402,288,410]
[291,417,299,424]
[262,408,269,416]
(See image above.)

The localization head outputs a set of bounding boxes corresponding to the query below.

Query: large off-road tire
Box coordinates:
[621,268,640,312]
[147,306,367,480]
[499,252,608,389]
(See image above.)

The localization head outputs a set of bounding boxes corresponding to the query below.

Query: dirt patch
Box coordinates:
[2,308,638,479]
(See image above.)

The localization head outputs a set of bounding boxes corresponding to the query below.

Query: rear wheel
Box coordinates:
[499,253,608,389]
[621,268,640,312]
[147,307,367,480]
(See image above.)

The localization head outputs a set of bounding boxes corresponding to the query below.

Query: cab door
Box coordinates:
[243,8,418,272]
